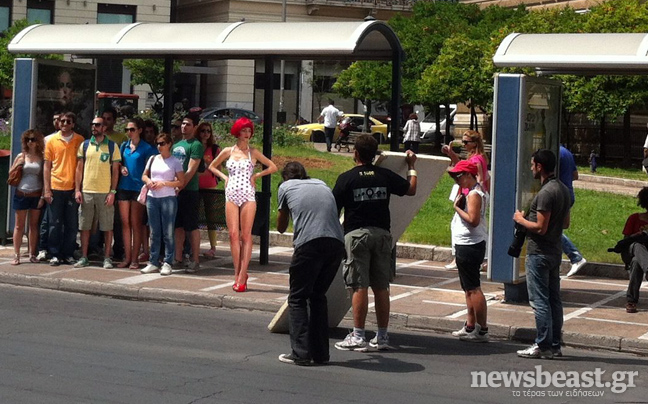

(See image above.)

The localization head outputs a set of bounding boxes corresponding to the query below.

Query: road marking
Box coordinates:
[113,274,164,285]
[422,300,465,307]
[41,268,80,276]
[368,277,459,309]
[639,331,648,340]
[578,316,648,327]
[396,259,429,269]
[563,290,627,321]
[200,281,242,291]
[446,296,500,319]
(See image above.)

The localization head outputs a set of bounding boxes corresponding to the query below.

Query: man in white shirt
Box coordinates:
[318,100,342,152]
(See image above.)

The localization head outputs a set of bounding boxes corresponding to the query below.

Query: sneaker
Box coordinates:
[182,254,191,268]
[64,257,76,265]
[551,346,563,357]
[36,250,48,261]
[141,263,160,274]
[369,334,390,350]
[626,302,638,313]
[185,261,200,274]
[278,353,311,366]
[160,262,173,276]
[172,260,184,270]
[452,323,470,337]
[517,343,553,359]
[335,333,367,351]
[566,258,586,277]
[459,323,489,343]
[73,257,89,268]
[445,261,457,270]
[103,258,114,269]
[49,257,60,266]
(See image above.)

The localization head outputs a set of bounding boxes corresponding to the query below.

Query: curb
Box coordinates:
[579,174,648,189]
[0,271,645,357]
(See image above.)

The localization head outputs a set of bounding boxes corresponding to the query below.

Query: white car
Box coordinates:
[419,104,457,143]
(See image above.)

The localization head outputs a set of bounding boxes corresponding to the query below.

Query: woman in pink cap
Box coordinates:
[447,160,489,342]
[209,118,277,292]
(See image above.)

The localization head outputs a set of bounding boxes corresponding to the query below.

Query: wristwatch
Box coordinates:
[110,189,117,194]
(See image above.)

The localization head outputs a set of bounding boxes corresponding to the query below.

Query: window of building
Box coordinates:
[27,0,54,24]
[254,73,295,90]
[0,0,11,33]
[96,4,136,93]
[97,3,136,23]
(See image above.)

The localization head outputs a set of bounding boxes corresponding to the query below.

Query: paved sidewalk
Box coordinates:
[1,241,647,357]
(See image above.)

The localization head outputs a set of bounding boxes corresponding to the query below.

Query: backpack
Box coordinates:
[83,138,116,164]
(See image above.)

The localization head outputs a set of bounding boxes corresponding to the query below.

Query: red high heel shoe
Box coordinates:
[233,276,248,293]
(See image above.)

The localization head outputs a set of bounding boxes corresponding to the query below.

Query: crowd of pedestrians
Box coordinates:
[9,111,277,292]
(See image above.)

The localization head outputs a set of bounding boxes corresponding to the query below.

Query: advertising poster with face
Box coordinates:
[35,60,96,137]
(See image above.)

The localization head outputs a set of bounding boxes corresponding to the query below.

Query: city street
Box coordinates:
[0,284,645,403]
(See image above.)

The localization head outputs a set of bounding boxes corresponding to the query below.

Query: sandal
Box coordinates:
[117,261,130,268]
[129,262,140,270]
[29,255,38,263]
[626,302,638,313]
[203,248,216,258]
[11,255,20,265]
[138,253,149,262]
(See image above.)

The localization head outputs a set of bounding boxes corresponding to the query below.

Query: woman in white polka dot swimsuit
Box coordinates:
[209,118,277,292]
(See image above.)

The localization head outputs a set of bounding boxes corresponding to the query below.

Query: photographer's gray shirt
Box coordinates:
[527,177,571,257]
[278,178,344,249]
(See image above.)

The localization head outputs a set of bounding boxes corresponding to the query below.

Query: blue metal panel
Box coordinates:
[8,58,36,233]
[489,74,522,283]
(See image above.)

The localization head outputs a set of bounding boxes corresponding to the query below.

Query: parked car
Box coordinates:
[295,114,388,143]
[200,108,263,124]
[419,104,457,143]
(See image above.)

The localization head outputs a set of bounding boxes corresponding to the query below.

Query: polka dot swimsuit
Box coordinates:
[225,146,256,207]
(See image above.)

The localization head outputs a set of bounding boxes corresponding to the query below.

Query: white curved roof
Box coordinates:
[8,21,401,60]
[493,33,648,74]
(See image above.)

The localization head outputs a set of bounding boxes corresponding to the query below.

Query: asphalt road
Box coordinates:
[0,284,646,404]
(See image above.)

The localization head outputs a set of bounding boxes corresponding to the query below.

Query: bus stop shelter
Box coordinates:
[8,20,404,264]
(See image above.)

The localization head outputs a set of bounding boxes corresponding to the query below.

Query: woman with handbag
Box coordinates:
[117,117,157,269]
[140,133,185,275]
[10,129,45,265]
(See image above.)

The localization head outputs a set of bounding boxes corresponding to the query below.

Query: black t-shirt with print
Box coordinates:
[332,164,410,234]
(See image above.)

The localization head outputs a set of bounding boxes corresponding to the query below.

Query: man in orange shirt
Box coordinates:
[43,111,85,266]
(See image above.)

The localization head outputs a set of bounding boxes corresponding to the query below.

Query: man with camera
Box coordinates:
[512,149,571,359]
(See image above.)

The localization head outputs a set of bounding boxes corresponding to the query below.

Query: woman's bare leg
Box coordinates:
[225,202,241,281]
[13,210,28,259]
[118,201,132,265]
[130,202,144,264]
[237,201,256,285]
[28,209,41,257]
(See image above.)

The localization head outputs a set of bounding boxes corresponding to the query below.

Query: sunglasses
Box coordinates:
[156,142,167,147]
[25,137,37,143]
[453,172,465,181]
[92,122,103,127]
[60,119,73,124]
[126,127,138,132]
[462,140,475,145]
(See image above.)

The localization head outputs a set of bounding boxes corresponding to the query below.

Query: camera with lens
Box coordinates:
[508,222,527,258]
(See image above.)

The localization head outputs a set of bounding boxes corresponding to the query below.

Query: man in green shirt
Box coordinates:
[172,113,205,273]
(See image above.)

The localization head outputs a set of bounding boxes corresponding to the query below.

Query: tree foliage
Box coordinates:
[122,59,181,102]
[0,19,63,88]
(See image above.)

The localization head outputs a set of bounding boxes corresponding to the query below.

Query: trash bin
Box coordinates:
[0,150,10,244]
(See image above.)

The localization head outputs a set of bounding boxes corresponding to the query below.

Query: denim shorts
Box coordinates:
[13,194,41,210]
[116,189,139,201]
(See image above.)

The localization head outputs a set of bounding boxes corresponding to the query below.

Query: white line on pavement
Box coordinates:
[396,259,429,269]
[113,274,165,285]
[639,331,648,340]
[578,316,648,327]
[422,301,465,307]
[563,290,627,321]
[368,277,460,309]
[41,268,80,276]
[446,298,500,319]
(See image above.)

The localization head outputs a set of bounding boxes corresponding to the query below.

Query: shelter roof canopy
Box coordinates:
[8,21,400,61]
[493,33,648,74]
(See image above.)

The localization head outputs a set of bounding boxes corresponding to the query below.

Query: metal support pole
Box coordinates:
[390,50,402,152]
[163,57,174,133]
[260,57,275,265]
